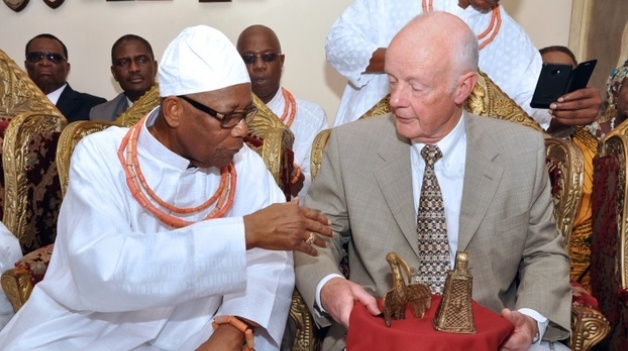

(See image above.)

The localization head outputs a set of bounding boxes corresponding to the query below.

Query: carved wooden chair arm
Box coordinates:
[289,289,320,351]
[1,267,34,313]
[570,303,611,351]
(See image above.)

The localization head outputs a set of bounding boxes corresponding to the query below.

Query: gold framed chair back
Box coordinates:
[2,112,67,254]
[0,48,65,217]
[56,121,115,196]
[545,137,585,247]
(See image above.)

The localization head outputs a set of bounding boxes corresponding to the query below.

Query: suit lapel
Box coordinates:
[114,94,130,118]
[55,85,77,120]
[458,114,503,251]
[373,123,419,257]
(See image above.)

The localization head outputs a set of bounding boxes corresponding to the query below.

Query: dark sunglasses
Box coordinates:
[241,52,282,65]
[178,95,257,128]
[26,51,66,64]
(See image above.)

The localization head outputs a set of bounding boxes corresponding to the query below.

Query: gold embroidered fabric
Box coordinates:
[416,145,450,294]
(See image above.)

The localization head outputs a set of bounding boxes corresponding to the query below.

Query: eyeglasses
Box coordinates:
[178,95,257,128]
[26,51,66,64]
[240,52,282,65]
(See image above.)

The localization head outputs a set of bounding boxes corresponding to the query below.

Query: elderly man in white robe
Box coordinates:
[327,0,601,131]
[0,25,332,351]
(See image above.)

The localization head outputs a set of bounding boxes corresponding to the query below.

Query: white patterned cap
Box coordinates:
[158,25,250,97]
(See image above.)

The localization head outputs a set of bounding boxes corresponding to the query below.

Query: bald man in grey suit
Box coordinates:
[295,12,570,351]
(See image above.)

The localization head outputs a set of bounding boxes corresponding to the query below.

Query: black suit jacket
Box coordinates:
[56,84,107,123]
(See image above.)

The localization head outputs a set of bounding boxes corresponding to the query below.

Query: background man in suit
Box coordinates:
[25,34,106,123]
[90,34,158,122]
[295,12,571,351]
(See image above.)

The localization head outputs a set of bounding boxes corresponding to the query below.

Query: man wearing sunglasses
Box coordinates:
[90,34,158,122]
[0,25,333,351]
[24,34,106,123]
[237,25,329,202]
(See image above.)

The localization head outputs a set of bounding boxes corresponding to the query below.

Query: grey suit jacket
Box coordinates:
[295,112,571,351]
[89,93,128,122]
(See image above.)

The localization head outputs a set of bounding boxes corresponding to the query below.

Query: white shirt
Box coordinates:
[0,107,294,351]
[326,0,550,129]
[45,83,67,105]
[266,88,329,202]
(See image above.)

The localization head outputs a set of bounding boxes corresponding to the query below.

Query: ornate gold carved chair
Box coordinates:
[590,133,628,351]
[545,137,611,351]
[0,112,67,312]
[296,71,607,351]
[0,49,65,222]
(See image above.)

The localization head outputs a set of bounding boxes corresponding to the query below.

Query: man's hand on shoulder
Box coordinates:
[499,309,538,351]
[549,86,602,126]
[243,198,333,256]
[320,278,381,328]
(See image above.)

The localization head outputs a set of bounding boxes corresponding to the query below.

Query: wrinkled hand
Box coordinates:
[499,309,538,351]
[549,86,602,126]
[243,198,333,256]
[320,278,381,328]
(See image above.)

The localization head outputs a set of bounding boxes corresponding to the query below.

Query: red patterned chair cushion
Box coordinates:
[13,243,53,286]
[18,129,63,254]
[591,154,628,350]
[571,281,599,309]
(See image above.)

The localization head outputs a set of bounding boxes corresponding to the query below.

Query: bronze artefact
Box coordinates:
[382,252,431,327]
[432,251,476,333]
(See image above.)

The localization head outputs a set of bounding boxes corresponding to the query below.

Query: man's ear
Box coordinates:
[110,66,119,83]
[454,71,478,105]
[161,96,182,128]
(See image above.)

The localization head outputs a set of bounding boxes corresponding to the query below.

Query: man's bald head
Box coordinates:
[236,24,285,103]
[237,25,282,54]
[384,12,479,144]
[388,11,478,83]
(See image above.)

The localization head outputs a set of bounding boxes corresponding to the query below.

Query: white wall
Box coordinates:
[0,0,572,124]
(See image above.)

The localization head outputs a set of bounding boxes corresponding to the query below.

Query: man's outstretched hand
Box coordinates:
[243,198,333,256]
[320,278,381,327]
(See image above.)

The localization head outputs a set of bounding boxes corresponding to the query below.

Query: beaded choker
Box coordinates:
[279,88,297,127]
[117,116,236,228]
[422,0,502,50]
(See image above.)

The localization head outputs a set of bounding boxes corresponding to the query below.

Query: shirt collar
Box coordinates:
[265,86,284,112]
[138,106,191,172]
[46,83,67,105]
[411,111,466,168]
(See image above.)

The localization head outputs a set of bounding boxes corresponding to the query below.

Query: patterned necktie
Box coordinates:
[416,145,451,294]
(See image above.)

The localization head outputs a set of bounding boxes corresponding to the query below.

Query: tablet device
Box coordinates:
[530,59,597,109]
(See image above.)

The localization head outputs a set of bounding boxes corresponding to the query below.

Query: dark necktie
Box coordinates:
[416,145,451,294]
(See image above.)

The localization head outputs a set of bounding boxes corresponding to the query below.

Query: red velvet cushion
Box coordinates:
[571,281,599,309]
[347,296,514,351]
[14,243,53,285]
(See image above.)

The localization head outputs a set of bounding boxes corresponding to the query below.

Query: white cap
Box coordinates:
[158,25,250,97]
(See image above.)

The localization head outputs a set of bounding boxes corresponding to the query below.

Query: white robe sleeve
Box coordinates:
[0,222,21,330]
[325,0,382,88]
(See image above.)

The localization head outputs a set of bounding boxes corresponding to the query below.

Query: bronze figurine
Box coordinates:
[382,252,431,327]
[432,251,476,333]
